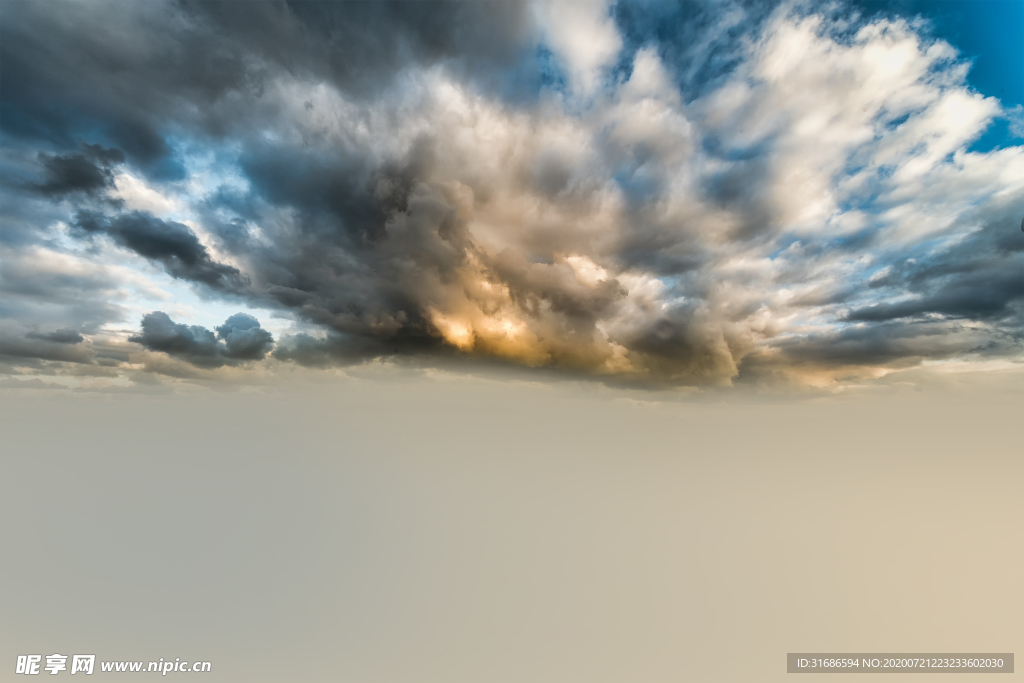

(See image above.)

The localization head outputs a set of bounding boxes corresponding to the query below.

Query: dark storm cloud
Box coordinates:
[768,320,962,368]
[736,314,1023,388]
[191,1,535,99]
[73,211,249,292]
[218,162,473,347]
[0,0,534,169]
[1,1,202,175]
[236,141,387,247]
[34,144,125,197]
[130,311,274,367]
[846,214,1024,323]
[847,275,1022,321]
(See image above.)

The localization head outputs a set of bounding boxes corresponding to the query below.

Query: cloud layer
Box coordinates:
[1,0,1021,390]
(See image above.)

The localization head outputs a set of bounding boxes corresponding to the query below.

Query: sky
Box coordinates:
[1,1,1022,682]
[2,381,1022,682]
[1,0,1022,392]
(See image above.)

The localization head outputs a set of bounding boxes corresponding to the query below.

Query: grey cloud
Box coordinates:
[0,0,245,174]
[34,144,125,197]
[130,312,221,366]
[740,316,1023,386]
[846,278,1021,322]
[0,377,63,389]
[846,214,1024,323]
[74,211,249,293]
[26,329,85,344]
[0,336,93,364]
[0,0,536,173]
[271,332,398,368]
[216,313,275,361]
[0,320,96,369]
[488,251,627,327]
[130,311,274,368]
[0,250,129,333]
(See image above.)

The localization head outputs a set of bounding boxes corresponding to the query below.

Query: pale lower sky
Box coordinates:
[1,371,1020,682]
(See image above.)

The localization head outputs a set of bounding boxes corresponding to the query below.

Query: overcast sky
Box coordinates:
[1,0,1021,393]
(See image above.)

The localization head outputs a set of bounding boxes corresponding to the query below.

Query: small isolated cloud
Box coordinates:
[215,313,276,360]
[1006,104,1024,139]
[130,311,274,368]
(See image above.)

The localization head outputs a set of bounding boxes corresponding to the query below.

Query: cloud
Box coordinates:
[1004,104,1024,139]
[34,144,126,197]
[0,246,131,332]
[0,333,93,364]
[0,377,65,390]
[215,313,276,360]
[129,311,274,368]
[532,0,622,95]
[73,210,249,292]
[25,328,85,344]
[1,0,1021,389]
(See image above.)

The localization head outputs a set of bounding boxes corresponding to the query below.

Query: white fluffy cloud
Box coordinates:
[532,0,623,96]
